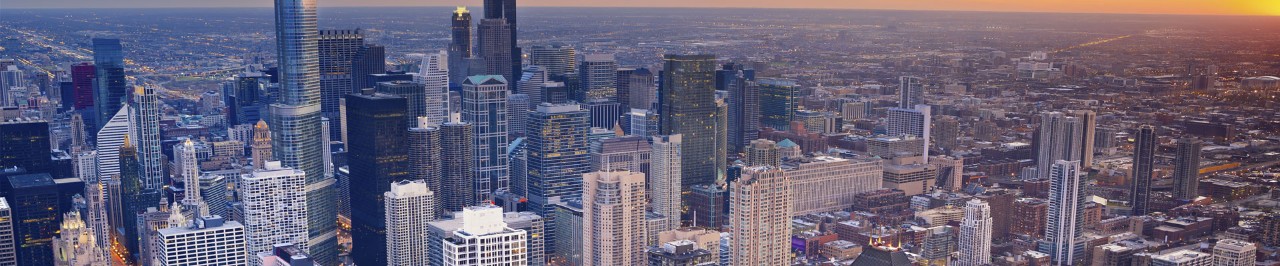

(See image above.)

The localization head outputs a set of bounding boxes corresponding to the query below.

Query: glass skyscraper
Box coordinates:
[91,38,126,133]
[271,0,337,264]
[525,102,590,258]
[345,90,410,266]
[462,75,511,201]
[758,78,798,131]
[658,54,719,190]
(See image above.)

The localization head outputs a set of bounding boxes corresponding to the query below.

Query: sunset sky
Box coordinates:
[7,0,1280,16]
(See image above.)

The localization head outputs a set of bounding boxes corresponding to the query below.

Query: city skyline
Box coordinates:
[5,0,1280,16]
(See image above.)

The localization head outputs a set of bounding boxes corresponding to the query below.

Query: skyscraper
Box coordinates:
[757,78,798,130]
[440,121,477,213]
[375,80,428,127]
[70,63,95,111]
[525,103,591,212]
[7,174,59,265]
[658,54,718,190]
[383,179,436,266]
[650,134,683,230]
[579,54,618,101]
[1038,160,1086,265]
[0,199,14,265]
[591,135,651,173]
[176,139,209,216]
[530,44,576,77]
[462,75,510,201]
[92,38,126,132]
[899,76,923,108]
[483,0,520,81]
[582,171,649,266]
[118,136,159,261]
[729,167,792,265]
[94,106,130,183]
[408,117,445,217]
[1071,110,1097,168]
[1131,125,1157,216]
[0,119,52,173]
[518,66,547,106]
[345,90,410,266]
[448,6,473,86]
[723,65,759,152]
[153,216,247,266]
[477,19,514,82]
[933,115,960,151]
[956,199,993,266]
[239,161,308,266]
[1036,112,1085,181]
[415,50,451,125]
[131,86,164,196]
[1173,138,1203,200]
[887,105,933,162]
[746,139,780,167]
[272,0,336,261]
[252,120,273,171]
[351,44,387,90]
[431,205,528,266]
[318,29,365,138]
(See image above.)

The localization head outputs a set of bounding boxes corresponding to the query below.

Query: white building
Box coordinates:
[176,139,209,216]
[0,198,14,265]
[956,199,992,266]
[1038,160,1086,265]
[1212,239,1256,266]
[1151,250,1212,266]
[730,166,792,266]
[649,134,682,230]
[153,216,246,266]
[782,156,882,215]
[95,106,132,179]
[415,50,450,125]
[886,104,931,163]
[384,180,436,266]
[52,211,108,266]
[583,171,648,266]
[239,161,309,265]
[439,205,528,265]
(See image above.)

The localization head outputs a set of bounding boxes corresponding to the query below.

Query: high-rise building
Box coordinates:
[579,54,618,101]
[650,134,683,230]
[383,179,436,266]
[429,205,528,266]
[887,105,932,163]
[176,139,209,216]
[898,76,923,109]
[956,199,992,266]
[131,86,164,193]
[272,0,336,261]
[1036,112,1085,180]
[239,161,309,266]
[0,198,11,265]
[688,184,729,229]
[1011,197,1049,239]
[746,139,780,167]
[648,240,717,266]
[619,68,654,113]
[1130,125,1156,216]
[118,136,159,261]
[1213,239,1256,266]
[551,198,584,265]
[440,121,477,213]
[1070,110,1096,168]
[518,66,547,106]
[525,103,591,215]
[1173,138,1203,200]
[0,118,52,173]
[730,167,792,265]
[591,135,651,173]
[319,29,365,138]
[199,175,228,219]
[582,171,648,266]
[529,44,576,77]
[227,72,268,126]
[503,211,546,266]
[7,174,59,265]
[449,6,473,86]
[758,78,798,130]
[783,156,883,215]
[1038,160,1086,265]
[658,54,718,190]
[477,19,514,82]
[462,75,510,201]
[92,38,126,132]
[414,50,451,124]
[933,116,960,151]
[252,120,273,171]
[720,63,758,153]
[153,216,247,266]
[351,44,387,90]
[345,90,410,266]
[374,81,428,128]
[482,0,520,81]
[70,63,95,111]
[407,117,445,217]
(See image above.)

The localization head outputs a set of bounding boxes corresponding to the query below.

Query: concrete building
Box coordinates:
[647,240,716,266]
[583,171,648,266]
[1212,239,1255,266]
[882,156,939,196]
[729,167,792,265]
[431,205,529,266]
[239,161,309,266]
[746,139,780,167]
[956,199,992,266]
[0,198,13,265]
[1038,160,1087,265]
[461,75,511,201]
[153,216,247,266]
[782,156,882,215]
[383,180,436,266]
[1151,250,1212,266]
[650,135,683,230]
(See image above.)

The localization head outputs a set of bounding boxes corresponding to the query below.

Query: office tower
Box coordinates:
[882,156,939,196]
[1130,125,1156,216]
[1071,110,1096,167]
[628,108,660,138]
[649,134,683,230]
[1213,239,1256,266]
[525,103,590,210]
[345,90,410,266]
[449,6,473,85]
[530,44,576,77]
[482,0,519,80]
[1173,138,1203,200]
[658,54,718,190]
[251,120,272,170]
[934,116,960,151]
[477,19,514,82]
[1151,250,1212,266]
[1036,112,1085,181]
[430,205,528,265]
[141,203,176,266]
[503,211,546,266]
[758,78,798,130]
[321,117,334,178]
[440,121,477,212]
[6,174,59,265]
[272,0,336,261]
[154,216,247,266]
[240,161,309,266]
[416,51,451,124]
[176,139,209,216]
[407,118,444,217]
[591,135,650,173]
[688,184,729,229]
[723,67,759,152]
[730,167,792,265]
[384,180,436,266]
[621,68,655,112]
[118,137,159,260]
[508,93,529,137]
[518,66,547,106]
[746,139,780,167]
[579,54,618,101]
[584,100,620,128]
[70,63,95,111]
[92,38,126,132]
[374,80,428,128]
[352,44,387,90]
[714,101,728,182]
[227,72,268,126]
[0,66,20,106]
[131,86,164,190]
[461,75,510,201]
[956,199,992,266]
[0,118,51,173]
[887,105,932,161]
[199,175,228,219]
[319,29,365,138]
[582,171,648,266]
[784,156,883,215]
[1038,160,1086,265]
[899,76,923,108]
[53,211,108,266]
[0,198,10,265]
